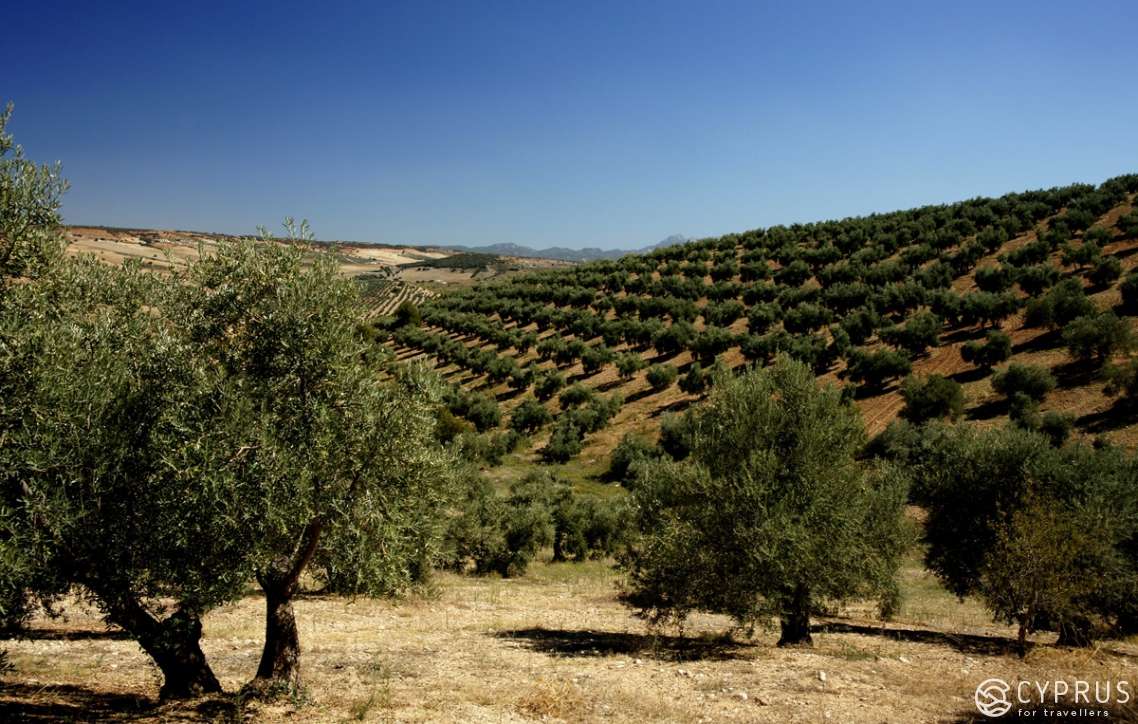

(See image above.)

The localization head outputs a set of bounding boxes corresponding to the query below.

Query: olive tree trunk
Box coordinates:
[249,518,322,696]
[99,592,220,699]
[777,586,814,647]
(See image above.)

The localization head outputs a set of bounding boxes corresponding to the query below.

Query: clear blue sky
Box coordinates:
[5,1,1137,250]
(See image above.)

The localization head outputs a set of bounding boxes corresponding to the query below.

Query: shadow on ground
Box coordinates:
[0,682,239,722]
[810,621,1033,657]
[494,627,753,661]
[0,627,131,642]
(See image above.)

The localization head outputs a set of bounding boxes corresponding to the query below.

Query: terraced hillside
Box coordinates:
[384,176,1138,471]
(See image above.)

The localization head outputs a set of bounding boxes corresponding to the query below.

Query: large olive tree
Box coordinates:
[623,356,910,646]
[172,228,455,696]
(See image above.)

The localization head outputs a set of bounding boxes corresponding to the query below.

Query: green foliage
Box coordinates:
[534,369,565,400]
[900,374,964,423]
[1088,256,1122,286]
[845,347,912,388]
[510,397,552,434]
[607,434,662,484]
[658,412,694,461]
[615,352,645,379]
[879,311,942,356]
[393,300,421,327]
[1024,278,1096,329]
[910,425,1138,646]
[1062,312,1132,366]
[645,363,678,390]
[992,363,1056,402]
[442,472,555,577]
[961,330,1012,370]
[622,357,909,644]
[541,418,584,463]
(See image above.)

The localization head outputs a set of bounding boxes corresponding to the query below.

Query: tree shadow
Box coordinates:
[966,397,1009,421]
[0,682,240,722]
[950,366,990,384]
[1076,398,1138,434]
[1011,328,1062,355]
[493,627,753,662]
[940,326,988,345]
[1052,360,1102,389]
[649,398,695,418]
[624,387,660,404]
[947,700,1138,723]
[810,621,1031,657]
[0,627,131,642]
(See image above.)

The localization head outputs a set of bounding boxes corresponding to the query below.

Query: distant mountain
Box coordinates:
[437,235,691,263]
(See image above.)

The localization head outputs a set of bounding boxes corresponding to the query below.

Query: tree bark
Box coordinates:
[100,594,220,699]
[1056,616,1094,648]
[249,518,322,696]
[777,586,813,647]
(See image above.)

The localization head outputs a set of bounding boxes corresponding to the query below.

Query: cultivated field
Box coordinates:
[4,558,1136,723]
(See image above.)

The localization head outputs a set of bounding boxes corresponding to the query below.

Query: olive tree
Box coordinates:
[173,231,455,696]
[623,356,909,646]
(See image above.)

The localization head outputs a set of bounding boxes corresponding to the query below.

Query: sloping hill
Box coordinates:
[385,176,1138,468]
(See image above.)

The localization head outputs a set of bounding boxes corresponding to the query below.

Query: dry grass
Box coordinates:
[2,558,1136,722]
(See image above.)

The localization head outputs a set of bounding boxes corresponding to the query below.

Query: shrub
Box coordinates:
[992,363,1056,402]
[1024,279,1095,329]
[746,302,781,334]
[913,426,1138,650]
[534,369,565,400]
[879,311,942,357]
[646,363,678,391]
[510,397,552,434]
[394,300,421,327]
[607,433,662,484]
[1089,256,1122,286]
[678,361,709,395]
[541,417,584,463]
[581,345,613,375]
[845,347,912,388]
[622,357,909,646]
[1118,211,1138,237]
[900,374,964,423]
[1039,411,1075,447]
[961,330,1012,370]
[443,473,556,577]
[1062,312,1132,366]
[658,411,694,461]
[974,265,1014,292]
[615,352,646,379]
[1120,273,1138,313]
[559,383,594,409]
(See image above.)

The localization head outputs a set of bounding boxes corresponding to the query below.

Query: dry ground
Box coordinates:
[3,559,1136,723]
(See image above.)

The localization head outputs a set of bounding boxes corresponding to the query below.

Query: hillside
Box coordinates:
[384,176,1138,478]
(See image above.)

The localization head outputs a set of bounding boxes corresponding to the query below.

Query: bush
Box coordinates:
[622,357,909,646]
[393,300,421,327]
[879,312,942,357]
[678,361,709,395]
[541,417,584,463]
[1024,279,1096,329]
[1062,312,1132,366]
[992,363,1056,402]
[961,330,1012,370]
[615,352,645,379]
[900,374,964,423]
[607,434,662,484]
[913,426,1138,649]
[1120,273,1138,313]
[658,411,694,461]
[443,473,556,577]
[559,383,594,409]
[1089,256,1122,286]
[845,348,912,388]
[1039,411,1075,447]
[510,396,552,434]
[534,369,565,400]
[646,363,678,391]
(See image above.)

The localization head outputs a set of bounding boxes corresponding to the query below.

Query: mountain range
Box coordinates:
[437,234,690,263]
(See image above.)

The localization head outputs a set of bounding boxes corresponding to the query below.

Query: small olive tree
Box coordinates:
[623,356,910,646]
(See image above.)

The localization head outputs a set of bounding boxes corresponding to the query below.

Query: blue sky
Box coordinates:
[4,1,1137,250]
